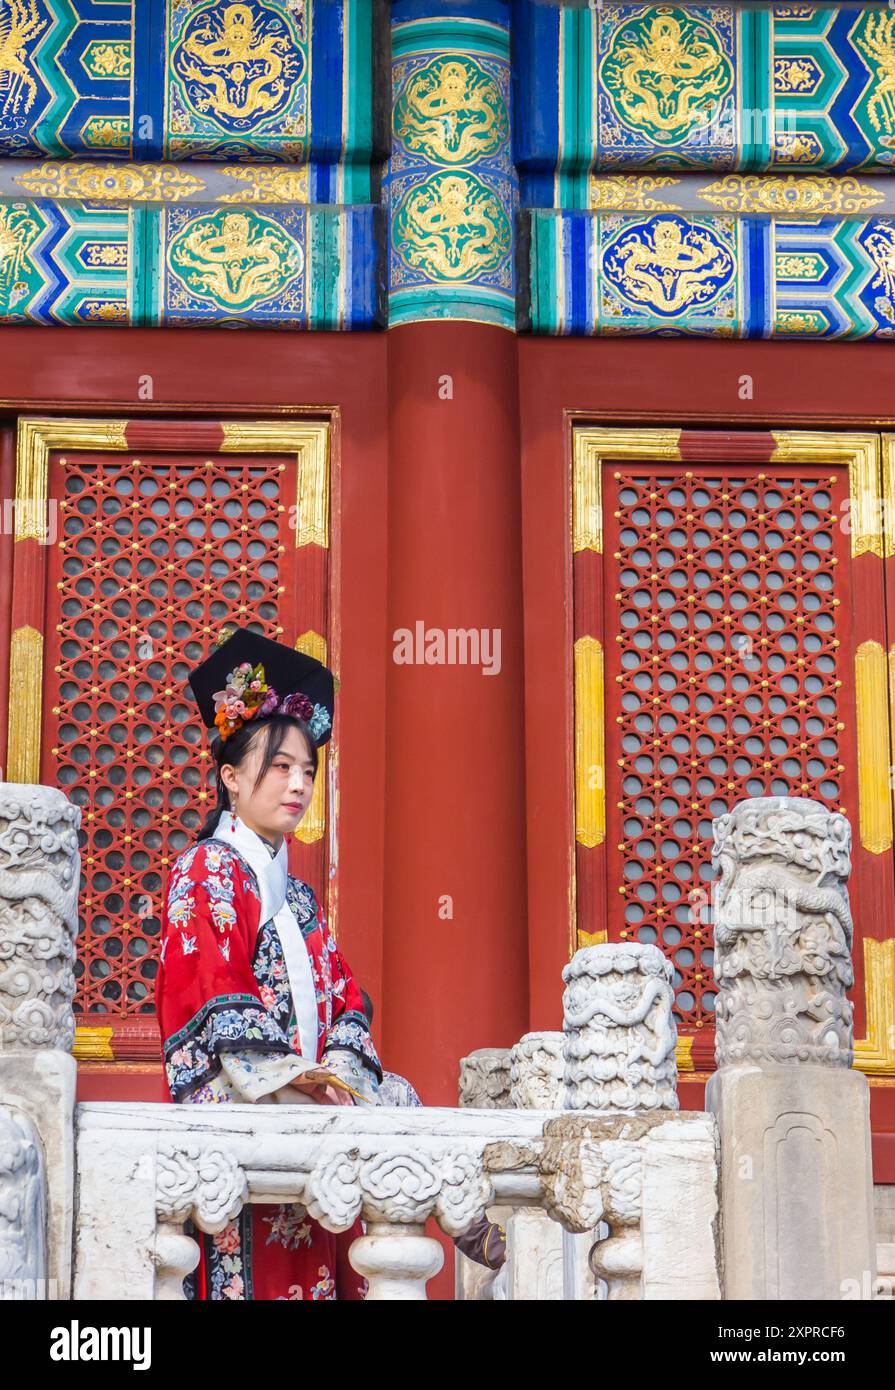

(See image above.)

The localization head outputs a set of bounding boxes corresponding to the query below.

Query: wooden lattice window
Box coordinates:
[7,418,332,1063]
[572,428,895,1077]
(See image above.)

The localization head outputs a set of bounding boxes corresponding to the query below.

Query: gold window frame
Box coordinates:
[8,415,332,1060]
[572,425,895,1078]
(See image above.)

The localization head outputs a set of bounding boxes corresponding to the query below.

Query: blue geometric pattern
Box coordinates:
[524,206,895,339]
[0,194,379,326]
[0,0,382,184]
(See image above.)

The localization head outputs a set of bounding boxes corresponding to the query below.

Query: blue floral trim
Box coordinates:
[164,992,294,1102]
[308,704,331,741]
[323,1010,383,1083]
[379,1071,423,1107]
[251,919,296,1032]
[285,876,320,937]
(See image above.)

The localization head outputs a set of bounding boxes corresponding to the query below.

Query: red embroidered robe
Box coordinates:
[155,829,382,1300]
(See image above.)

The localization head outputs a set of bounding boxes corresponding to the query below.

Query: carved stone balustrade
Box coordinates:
[534,1111,720,1300]
[73,1098,722,1301]
[73,1101,553,1301]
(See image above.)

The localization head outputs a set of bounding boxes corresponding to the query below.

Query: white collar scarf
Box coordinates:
[210,810,319,1063]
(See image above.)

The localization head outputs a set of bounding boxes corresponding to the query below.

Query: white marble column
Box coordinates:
[456,1047,512,1300]
[560,942,680,1297]
[0,785,81,1299]
[501,1032,566,1299]
[706,797,877,1300]
[0,1105,46,1297]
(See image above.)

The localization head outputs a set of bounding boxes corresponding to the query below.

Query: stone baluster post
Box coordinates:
[305,1139,494,1301]
[0,785,81,1299]
[154,1143,247,1300]
[509,1032,565,1110]
[562,943,679,1113]
[706,796,878,1300]
[456,1047,511,1299]
[502,1032,566,1300]
[0,1105,46,1298]
[348,1225,444,1300]
[458,1048,511,1109]
[560,943,679,1299]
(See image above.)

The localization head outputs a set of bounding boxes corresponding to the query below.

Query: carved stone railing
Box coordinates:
[72,1096,723,1301]
[73,1102,554,1300]
[0,784,883,1302]
[455,946,718,1302]
[536,1110,720,1300]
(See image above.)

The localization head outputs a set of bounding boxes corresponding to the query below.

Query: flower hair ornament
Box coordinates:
[212,660,333,744]
[189,626,336,749]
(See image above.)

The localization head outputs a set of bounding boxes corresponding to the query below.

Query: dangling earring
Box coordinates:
[230,796,238,832]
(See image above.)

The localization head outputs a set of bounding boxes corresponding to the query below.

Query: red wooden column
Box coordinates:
[380,322,529,1103]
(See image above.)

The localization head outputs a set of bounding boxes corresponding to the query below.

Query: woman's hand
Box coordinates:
[322,1083,355,1106]
[288,1078,355,1106]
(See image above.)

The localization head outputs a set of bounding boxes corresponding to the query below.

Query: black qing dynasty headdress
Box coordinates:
[188,627,335,747]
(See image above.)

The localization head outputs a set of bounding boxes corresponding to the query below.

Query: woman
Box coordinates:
[155,626,382,1300]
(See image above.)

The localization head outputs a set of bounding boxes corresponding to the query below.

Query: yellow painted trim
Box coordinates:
[573,438,601,552]
[294,629,327,664]
[572,427,683,554]
[219,421,330,549]
[72,1026,114,1061]
[15,417,128,541]
[570,428,681,955]
[855,641,894,854]
[293,629,327,845]
[8,415,332,852]
[676,1036,695,1073]
[577,928,608,949]
[854,938,895,1075]
[889,646,895,812]
[881,435,895,559]
[7,627,43,782]
[771,431,881,558]
[574,636,605,848]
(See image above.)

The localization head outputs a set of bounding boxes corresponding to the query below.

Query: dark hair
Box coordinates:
[195,713,318,842]
[359,988,374,1025]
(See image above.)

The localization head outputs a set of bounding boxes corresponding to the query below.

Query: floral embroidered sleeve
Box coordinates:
[156,841,309,1103]
[313,894,383,1103]
[183,1050,325,1105]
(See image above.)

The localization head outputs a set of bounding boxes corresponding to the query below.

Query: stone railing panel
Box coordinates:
[538,1112,720,1301]
[0,1104,46,1296]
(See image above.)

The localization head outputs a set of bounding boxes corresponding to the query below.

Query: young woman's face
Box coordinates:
[223,724,316,838]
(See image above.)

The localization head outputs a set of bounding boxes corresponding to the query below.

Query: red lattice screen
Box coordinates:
[42,448,296,1056]
[601,463,853,1038]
